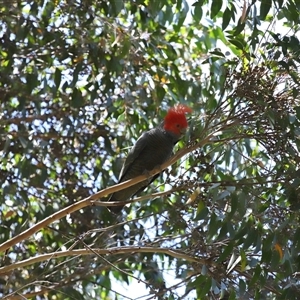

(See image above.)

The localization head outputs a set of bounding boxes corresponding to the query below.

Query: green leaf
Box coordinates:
[198,276,212,297]
[237,192,247,217]
[3,136,12,153]
[240,249,247,271]
[243,227,257,249]
[195,206,209,220]
[209,49,225,57]
[222,7,231,30]
[260,0,272,20]
[54,67,61,90]
[175,0,189,29]
[234,221,250,241]
[210,0,222,19]
[261,233,274,264]
[207,212,221,240]
[111,0,124,16]
[218,221,231,239]
[270,247,281,269]
[18,136,28,148]
[228,38,246,50]
[228,290,237,300]
[193,3,203,23]
[26,72,38,93]
[233,20,246,36]
[217,242,234,263]
[120,37,131,58]
[249,265,262,287]
[276,0,284,8]
[71,88,84,108]
[239,279,246,296]
[295,106,300,120]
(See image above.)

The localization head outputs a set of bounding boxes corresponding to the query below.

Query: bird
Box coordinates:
[108,104,192,213]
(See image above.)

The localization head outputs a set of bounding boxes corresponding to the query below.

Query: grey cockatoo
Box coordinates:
[108,104,192,213]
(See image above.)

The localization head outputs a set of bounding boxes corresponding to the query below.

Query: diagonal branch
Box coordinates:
[0,246,208,275]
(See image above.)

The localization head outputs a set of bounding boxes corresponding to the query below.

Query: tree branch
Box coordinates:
[0,246,208,275]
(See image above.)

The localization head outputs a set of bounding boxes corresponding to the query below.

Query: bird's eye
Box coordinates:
[176,124,180,128]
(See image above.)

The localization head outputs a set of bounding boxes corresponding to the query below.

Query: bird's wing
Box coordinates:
[118,131,149,181]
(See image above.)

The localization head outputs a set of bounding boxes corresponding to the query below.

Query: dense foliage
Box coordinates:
[1,0,300,299]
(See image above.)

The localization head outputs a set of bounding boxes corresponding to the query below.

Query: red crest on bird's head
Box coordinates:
[164,104,192,135]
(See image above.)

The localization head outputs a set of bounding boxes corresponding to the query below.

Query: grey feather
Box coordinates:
[108,126,179,213]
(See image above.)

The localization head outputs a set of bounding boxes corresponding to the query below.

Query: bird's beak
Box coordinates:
[180,128,187,135]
